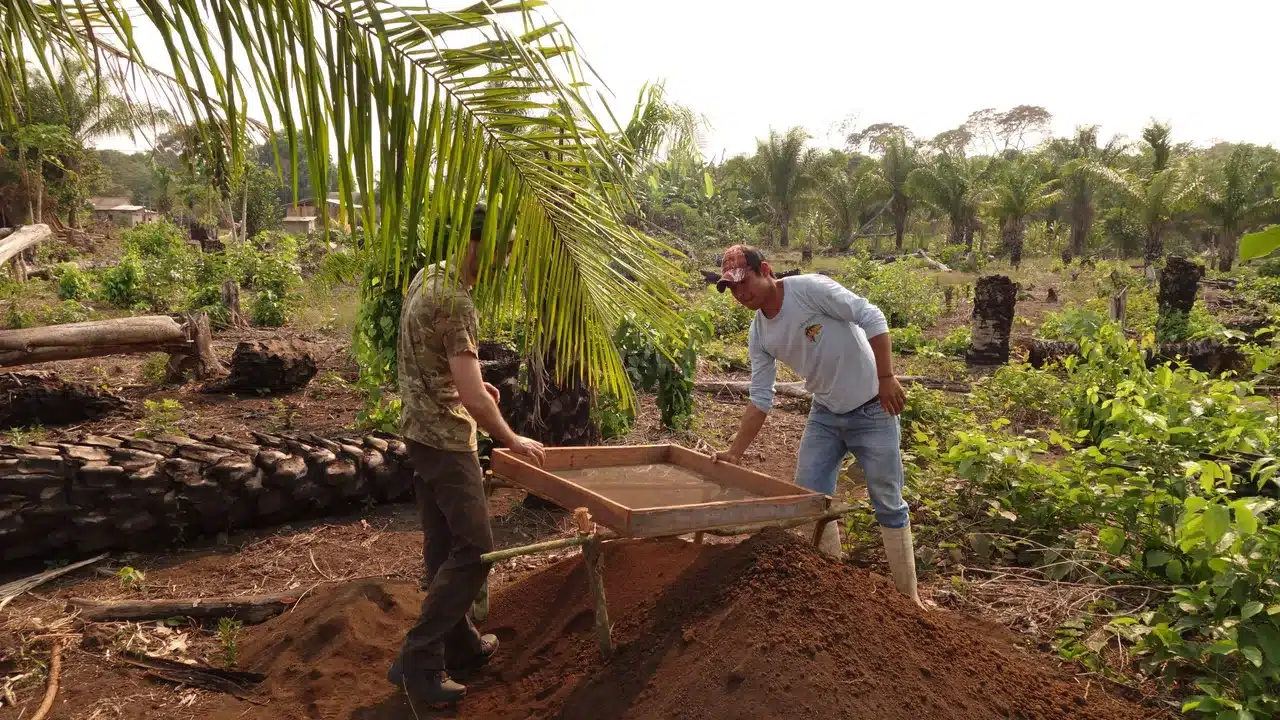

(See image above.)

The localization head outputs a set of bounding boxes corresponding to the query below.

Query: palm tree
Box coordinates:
[749,127,817,248]
[1080,122,1196,266]
[2,1,685,404]
[987,157,1061,268]
[906,152,992,250]
[812,152,889,252]
[1203,145,1277,271]
[23,60,168,226]
[880,134,921,251]
[1049,125,1125,261]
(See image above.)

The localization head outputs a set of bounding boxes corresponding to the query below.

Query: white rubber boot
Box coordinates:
[880,523,923,608]
[814,520,842,559]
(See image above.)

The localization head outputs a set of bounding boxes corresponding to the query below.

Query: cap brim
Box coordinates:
[715,280,732,293]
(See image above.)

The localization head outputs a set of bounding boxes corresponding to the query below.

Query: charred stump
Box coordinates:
[202,339,317,395]
[221,280,248,329]
[967,275,1018,366]
[1158,256,1203,317]
[0,371,128,427]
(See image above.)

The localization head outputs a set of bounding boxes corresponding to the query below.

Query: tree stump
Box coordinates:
[0,371,128,427]
[1158,256,1204,318]
[203,340,317,395]
[967,275,1017,366]
[165,312,227,382]
[221,280,248,329]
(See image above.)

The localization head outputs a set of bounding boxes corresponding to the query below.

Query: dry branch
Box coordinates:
[69,592,300,624]
[0,553,108,611]
[123,652,265,701]
[29,640,61,720]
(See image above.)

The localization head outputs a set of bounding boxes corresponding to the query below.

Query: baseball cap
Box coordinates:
[716,244,761,292]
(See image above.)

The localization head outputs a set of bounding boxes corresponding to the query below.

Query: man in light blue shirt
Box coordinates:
[711,244,920,605]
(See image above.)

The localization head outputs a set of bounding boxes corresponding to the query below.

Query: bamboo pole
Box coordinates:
[582,537,613,658]
[478,534,601,565]
[703,504,856,538]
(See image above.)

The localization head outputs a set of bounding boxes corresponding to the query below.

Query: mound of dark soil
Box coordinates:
[214,530,1155,720]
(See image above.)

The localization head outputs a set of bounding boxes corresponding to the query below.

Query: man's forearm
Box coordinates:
[868,332,895,378]
[463,396,518,446]
[730,403,768,457]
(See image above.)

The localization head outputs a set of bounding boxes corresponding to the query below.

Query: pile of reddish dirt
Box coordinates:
[214,530,1157,720]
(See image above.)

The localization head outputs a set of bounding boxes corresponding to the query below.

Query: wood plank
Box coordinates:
[535,445,670,471]
[628,493,830,537]
[667,445,809,498]
[491,450,632,532]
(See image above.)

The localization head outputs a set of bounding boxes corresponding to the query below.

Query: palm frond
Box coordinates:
[5,0,686,404]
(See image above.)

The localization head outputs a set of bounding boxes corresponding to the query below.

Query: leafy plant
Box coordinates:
[702,340,750,372]
[216,617,243,667]
[890,325,928,354]
[101,256,144,309]
[838,260,944,328]
[137,399,183,437]
[615,312,708,430]
[4,424,46,446]
[269,399,299,432]
[4,303,34,329]
[1038,306,1110,341]
[42,299,92,325]
[696,287,753,340]
[591,390,634,441]
[116,566,145,589]
[936,326,971,357]
[140,353,170,385]
[56,263,92,300]
[250,290,288,327]
[187,285,231,329]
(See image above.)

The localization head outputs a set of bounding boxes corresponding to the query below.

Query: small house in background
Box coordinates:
[285,193,361,230]
[281,215,317,235]
[89,197,155,228]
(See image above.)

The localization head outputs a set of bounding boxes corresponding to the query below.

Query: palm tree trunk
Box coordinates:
[1144,225,1162,266]
[34,159,44,225]
[948,218,964,245]
[778,210,790,248]
[18,145,33,224]
[893,195,906,251]
[1007,221,1025,268]
[1218,228,1237,272]
[964,221,975,251]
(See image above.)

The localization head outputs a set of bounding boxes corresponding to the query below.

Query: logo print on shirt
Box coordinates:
[805,323,823,343]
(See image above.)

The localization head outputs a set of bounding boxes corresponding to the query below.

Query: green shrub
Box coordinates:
[696,286,753,340]
[251,290,289,327]
[56,263,92,300]
[703,339,750,372]
[118,220,199,311]
[43,299,92,325]
[616,312,708,430]
[1254,257,1280,278]
[1242,276,1280,304]
[4,304,33,329]
[138,398,183,437]
[1037,306,1109,341]
[592,390,635,440]
[936,326,971,357]
[838,260,944,328]
[101,256,144,308]
[141,353,171,384]
[890,325,928,354]
[187,285,231,329]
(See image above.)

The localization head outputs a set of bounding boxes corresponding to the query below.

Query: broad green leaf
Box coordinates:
[1231,500,1258,535]
[1241,602,1264,620]
[1239,645,1263,667]
[1098,526,1125,555]
[1145,550,1172,568]
[1202,504,1230,545]
[1255,624,1280,664]
[1239,225,1280,262]
[1166,558,1184,582]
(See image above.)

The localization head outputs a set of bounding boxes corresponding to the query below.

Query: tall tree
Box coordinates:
[812,151,889,252]
[1082,122,1197,265]
[749,127,816,248]
[1051,125,1126,261]
[906,152,992,249]
[987,157,1061,267]
[1203,145,1278,271]
[880,134,921,251]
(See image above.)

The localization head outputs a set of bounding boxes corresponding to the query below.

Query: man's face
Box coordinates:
[727,267,771,310]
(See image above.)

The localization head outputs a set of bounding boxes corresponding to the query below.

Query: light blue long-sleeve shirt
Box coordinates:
[748,274,889,414]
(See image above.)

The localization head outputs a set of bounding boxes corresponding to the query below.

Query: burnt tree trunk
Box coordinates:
[967,275,1017,366]
[1028,338,1245,376]
[202,339,317,394]
[1159,256,1203,317]
[1004,220,1025,268]
[0,371,129,427]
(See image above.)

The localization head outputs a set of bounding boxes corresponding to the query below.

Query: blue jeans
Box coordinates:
[795,399,909,529]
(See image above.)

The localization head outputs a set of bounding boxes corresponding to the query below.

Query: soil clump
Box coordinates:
[213,529,1154,719]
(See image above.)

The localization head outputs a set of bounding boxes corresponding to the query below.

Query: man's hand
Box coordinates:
[879,375,906,416]
[484,382,501,406]
[507,435,546,467]
[711,449,742,465]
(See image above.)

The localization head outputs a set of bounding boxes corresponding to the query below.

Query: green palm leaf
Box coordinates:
[3,0,685,405]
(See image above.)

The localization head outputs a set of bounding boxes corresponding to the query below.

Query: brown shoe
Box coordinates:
[449,634,499,675]
[397,669,466,707]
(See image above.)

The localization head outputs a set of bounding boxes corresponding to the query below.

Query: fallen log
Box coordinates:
[124,653,265,703]
[0,553,108,611]
[0,371,129,427]
[1027,337,1247,375]
[0,224,52,269]
[694,376,971,397]
[0,312,225,381]
[69,591,301,624]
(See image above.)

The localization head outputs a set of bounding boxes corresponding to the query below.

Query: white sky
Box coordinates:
[95,0,1280,158]
[549,0,1280,157]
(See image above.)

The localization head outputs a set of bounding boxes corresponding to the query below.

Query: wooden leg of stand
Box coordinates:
[583,538,613,658]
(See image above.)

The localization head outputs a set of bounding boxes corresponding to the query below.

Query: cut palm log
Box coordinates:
[69,591,300,624]
[0,313,225,381]
[0,371,128,427]
[694,376,971,398]
[202,339,317,394]
[1027,337,1246,375]
[0,224,52,269]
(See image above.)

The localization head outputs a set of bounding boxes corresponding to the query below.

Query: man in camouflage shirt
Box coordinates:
[389,205,545,708]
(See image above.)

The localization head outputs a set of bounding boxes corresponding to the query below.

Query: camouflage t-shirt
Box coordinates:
[397,263,479,452]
